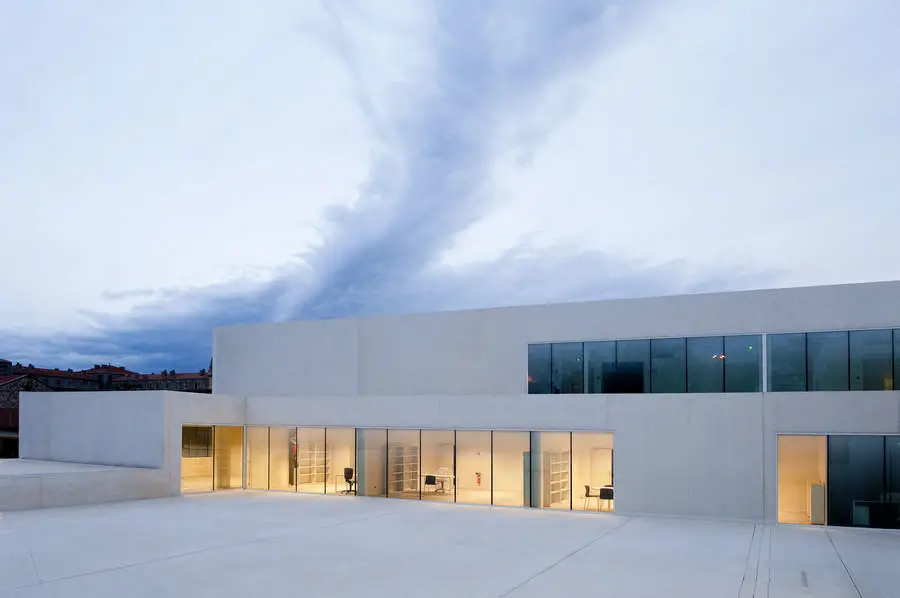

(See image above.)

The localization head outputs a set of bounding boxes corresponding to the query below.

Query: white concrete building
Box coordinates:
[5,280,900,530]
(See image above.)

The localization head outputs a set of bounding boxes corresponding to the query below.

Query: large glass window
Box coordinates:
[528,344,551,394]
[828,435,886,527]
[651,338,686,393]
[456,431,491,505]
[849,329,894,390]
[777,435,827,525]
[530,432,570,510]
[686,336,723,393]
[296,428,326,493]
[245,426,269,490]
[181,425,213,493]
[572,432,614,512]
[584,341,616,394]
[326,428,356,495]
[269,427,297,491]
[213,426,244,490]
[492,431,530,507]
[887,436,900,528]
[724,334,762,392]
[356,429,387,497]
[421,430,455,502]
[615,339,650,393]
[551,342,584,394]
[768,333,807,392]
[895,330,900,390]
[807,331,849,391]
[388,429,420,500]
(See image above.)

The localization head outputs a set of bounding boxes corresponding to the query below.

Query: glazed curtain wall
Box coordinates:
[197,426,614,512]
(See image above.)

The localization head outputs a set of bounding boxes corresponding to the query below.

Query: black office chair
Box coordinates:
[343,467,356,495]
[583,484,600,511]
[599,486,614,512]
[424,474,438,494]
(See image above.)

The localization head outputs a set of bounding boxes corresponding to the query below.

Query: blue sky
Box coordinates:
[2,0,900,373]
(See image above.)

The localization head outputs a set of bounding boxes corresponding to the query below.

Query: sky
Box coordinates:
[2,0,899,373]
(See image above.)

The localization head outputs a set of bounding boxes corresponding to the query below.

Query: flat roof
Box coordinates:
[2,492,897,596]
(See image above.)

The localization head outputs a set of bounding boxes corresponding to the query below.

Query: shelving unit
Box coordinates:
[542,451,570,507]
[390,444,419,494]
[297,441,327,485]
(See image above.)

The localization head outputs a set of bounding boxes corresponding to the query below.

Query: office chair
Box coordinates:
[583,485,599,511]
[343,467,356,495]
[424,474,438,494]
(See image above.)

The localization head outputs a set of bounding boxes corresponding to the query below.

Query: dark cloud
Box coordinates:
[0,1,778,372]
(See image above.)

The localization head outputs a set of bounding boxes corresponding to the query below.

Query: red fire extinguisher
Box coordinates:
[475,472,482,486]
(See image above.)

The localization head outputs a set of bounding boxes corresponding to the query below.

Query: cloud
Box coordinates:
[18,0,900,371]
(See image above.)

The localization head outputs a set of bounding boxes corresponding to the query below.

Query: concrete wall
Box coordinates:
[19,391,167,468]
[214,280,900,398]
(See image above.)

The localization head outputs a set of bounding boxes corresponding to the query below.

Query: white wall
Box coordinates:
[214,280,900,398]
[19,391,167,468]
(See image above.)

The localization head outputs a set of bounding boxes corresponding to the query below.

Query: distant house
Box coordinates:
[0,375,54,458]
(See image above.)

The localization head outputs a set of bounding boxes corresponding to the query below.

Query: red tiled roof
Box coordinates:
[0,375,25,385]
[118,372,210,381]
[12,366,95,380]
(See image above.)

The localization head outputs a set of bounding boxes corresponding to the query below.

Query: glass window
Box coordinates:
[492,431,530,507]
[807,331,849,391]
[530,432,570,510]
[456,431,491,505]
[572,432,614,512]
[388,429,420,500]
[356,429,387,497]
[296,428,326,493]
[550,342,584,394]
[895,330,900,391]
[213,426,244,490]
[528,344,551,394]
[615,339,650,393]
[887,436,900,529]
[651,338,686,393]
[326,428,356,495]
[849,329,894,390]
[687,336,724,393]
[777,435,827,524]
[724,335,762,392]
[768,333,807,392]
[245,426,269,490]
[269,427,297,491]
[828,435,886,527]
[181,426,213,493]
[421,430,455,502]
[584,341,616,394]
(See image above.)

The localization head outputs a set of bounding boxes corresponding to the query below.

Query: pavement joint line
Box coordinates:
[9,502,402,591]
[737,523,760,598]
[825,528,863,598]
[495,517,633,598]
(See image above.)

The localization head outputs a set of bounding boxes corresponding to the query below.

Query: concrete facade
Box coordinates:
[9,280,900,519]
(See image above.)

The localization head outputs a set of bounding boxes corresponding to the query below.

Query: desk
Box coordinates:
[424,473,455,494]
[589,485,614,512]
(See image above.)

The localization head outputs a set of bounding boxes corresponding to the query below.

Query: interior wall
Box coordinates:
[777,435,827,524]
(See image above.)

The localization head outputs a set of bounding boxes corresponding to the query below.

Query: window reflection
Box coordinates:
[572,432,613,512]
[768,333,807,392]
[650,338,686,393]
[245,426,269,490]
[551,342,584,394]
[724,335,761,392]
[296,428,326,493]
[388,429,420,500]
[456,431,491,505]
[421,430,455,502]
[326,428,356,495]
[269,427,297,491]
[687,336,724,393]
[528,344,551,394]
[531,432,570,510]
[357,429,387,497]
[181,425,213,493]
[616,340,650,393]
[807,331,849,391]
[849,330,894,391]
[584,341,616,394]
[492,431,530,507]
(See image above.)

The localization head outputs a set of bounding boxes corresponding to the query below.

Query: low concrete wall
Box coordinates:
[0,461,172,511]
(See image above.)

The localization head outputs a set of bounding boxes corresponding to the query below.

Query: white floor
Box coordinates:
[1,492,898,598]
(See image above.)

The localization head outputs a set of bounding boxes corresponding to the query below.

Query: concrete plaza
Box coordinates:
[1,492,898,597]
